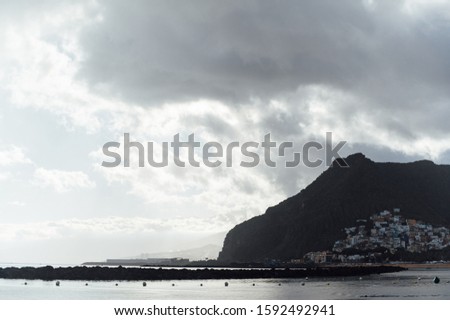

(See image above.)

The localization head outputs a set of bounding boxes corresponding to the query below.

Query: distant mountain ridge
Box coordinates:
[218,153,450,262]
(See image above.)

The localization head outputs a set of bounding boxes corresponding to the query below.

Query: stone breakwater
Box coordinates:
[0,265,406,281]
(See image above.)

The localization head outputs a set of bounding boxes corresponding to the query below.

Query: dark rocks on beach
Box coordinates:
[0,265,405,281]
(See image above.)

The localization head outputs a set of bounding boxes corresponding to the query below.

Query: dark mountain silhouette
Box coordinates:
[218,153,450,262]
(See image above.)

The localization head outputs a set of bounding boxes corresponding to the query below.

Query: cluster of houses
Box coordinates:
[302,208,450,264]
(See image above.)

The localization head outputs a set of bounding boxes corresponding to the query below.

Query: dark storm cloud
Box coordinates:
[77,0,450,149]
[79,0,450,104]
[78,0,375,104]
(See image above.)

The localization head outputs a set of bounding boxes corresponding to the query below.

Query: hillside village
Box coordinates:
[303,209,450,264]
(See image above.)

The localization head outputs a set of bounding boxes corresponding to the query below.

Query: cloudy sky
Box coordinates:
[1,0,450,264]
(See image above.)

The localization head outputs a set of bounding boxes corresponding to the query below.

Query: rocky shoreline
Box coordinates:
[0,265,406,281]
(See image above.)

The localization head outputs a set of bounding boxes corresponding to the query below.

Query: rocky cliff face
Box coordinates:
[218,153,450,262]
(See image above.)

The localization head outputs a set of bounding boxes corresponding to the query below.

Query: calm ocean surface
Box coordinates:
[0,266,449,300]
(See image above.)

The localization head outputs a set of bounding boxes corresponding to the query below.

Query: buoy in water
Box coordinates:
[252,283,255,286]
[224,282,229,287]
[55,281,60,287]
[433,276,440,284]
[115,283,118,286]
[301,282,305,286]
[143,282,147,287]
[85,283,88,286]
[24,282,27,286]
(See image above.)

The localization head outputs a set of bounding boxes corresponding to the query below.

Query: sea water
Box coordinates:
[0,268,449,300]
